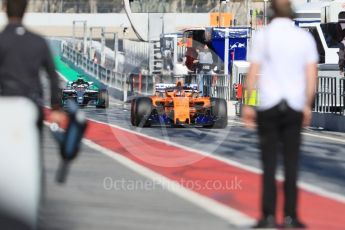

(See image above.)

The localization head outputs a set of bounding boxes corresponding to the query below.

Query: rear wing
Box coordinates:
[155,83,199,93]
[155,83,176,93]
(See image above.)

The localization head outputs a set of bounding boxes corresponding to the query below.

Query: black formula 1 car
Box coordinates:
[61,78,109,108]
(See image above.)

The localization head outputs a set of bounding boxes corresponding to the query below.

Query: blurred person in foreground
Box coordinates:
[0,0,66,229]
[0,0,66,127]
[242,0,318,228]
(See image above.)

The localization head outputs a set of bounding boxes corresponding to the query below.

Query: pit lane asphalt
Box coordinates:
[39,128,234,230]
[80,97,345,196]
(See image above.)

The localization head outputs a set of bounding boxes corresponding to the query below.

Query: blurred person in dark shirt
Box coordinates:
[0,0,66,125]
[0,0,66,229]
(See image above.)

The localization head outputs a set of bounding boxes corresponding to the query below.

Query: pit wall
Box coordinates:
[311,113,345,132]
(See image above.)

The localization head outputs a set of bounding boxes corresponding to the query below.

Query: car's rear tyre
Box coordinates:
[60,99,65,108]
[60,90,66,107]
[135,97,153,127]
[130,99,136,126]
[206,98,228,129]
[96,89,109,108]
[132,97,152,127]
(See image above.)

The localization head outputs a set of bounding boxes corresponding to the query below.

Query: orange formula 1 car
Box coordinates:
[130,81,228,128]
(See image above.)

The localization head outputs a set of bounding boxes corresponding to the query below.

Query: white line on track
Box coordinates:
[82,138,255,227]
[87,118,345,205]
[227,120,345,203]
[228,119,345,144]
[301,132,345,143]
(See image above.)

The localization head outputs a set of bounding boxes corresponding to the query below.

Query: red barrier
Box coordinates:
[235,84,243,100]
[139,72,142,94]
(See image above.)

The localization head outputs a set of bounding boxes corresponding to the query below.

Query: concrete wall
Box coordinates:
[0,12,132,38]
[0,12,211,39]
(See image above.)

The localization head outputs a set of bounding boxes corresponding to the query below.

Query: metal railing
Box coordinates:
[232,75,345,116]
[183,74,231,100]
[128,74,155,96]
[122,39,150,68]
[202,74,231,101]
[62,42,156,97]
[313,76,337,113]
[312,76,345,115]
[340,78,345,115]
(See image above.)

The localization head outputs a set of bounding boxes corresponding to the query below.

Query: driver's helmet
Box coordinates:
[174,81,185,96]
[75,77,86,85]
[176,81,183,87]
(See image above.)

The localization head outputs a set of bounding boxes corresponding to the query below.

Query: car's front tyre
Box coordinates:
[204,98,228,129]
[132,97,153,127]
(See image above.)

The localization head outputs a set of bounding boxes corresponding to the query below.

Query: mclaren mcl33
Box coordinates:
[131,82,227,128]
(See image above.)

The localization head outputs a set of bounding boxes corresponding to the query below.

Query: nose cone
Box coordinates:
[76,91,84,104]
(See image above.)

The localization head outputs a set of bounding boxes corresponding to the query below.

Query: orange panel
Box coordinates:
[210,13,233,27]
[173,97,190,124]
[186,37,193,48]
